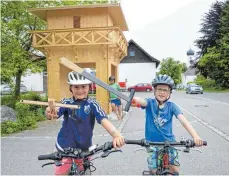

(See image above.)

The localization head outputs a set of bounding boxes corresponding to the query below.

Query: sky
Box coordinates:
[120,0,217,64]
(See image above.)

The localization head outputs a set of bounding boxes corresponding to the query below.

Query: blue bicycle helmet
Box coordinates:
[152,74,174,90]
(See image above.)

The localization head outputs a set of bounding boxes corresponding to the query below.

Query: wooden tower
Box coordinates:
[29,4,128,113]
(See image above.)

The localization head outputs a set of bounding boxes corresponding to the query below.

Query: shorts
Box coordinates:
[110,98,121,106]
[147,146,179,170]
[54,158,84,175]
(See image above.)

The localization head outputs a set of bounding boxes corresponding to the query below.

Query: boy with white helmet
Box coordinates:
[131,74,204,174]
[46,71,124,175]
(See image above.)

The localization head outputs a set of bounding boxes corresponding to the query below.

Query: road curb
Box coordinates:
[117,109,132,132]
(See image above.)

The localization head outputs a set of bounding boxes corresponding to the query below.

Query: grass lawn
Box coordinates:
[175,88,229,93]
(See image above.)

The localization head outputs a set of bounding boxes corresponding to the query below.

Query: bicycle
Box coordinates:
[38,141,121,175]
[125,138,207,175]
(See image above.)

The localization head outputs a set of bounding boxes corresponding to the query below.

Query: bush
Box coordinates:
[21,92,47,112]
[1,121,21,135]
[21,91,42,101]
[194,75,216,88]
[1,95,16,108]
[1,101,46,136]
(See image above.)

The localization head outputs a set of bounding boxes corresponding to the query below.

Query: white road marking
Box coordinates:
[1,130,145,140]
[176,104,229,142]
[195,96,229,106]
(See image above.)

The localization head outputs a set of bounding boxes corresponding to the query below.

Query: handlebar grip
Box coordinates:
[124,89,135,112]
[125,139,145,146]
[38,153,58,160]
[203,141,207,146]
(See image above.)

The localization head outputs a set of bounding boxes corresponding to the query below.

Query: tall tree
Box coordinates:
[157,57,185,85]
[1,1,50,101]
[1,0,110,101]
[198,1,229,88]
[181,63,187,73]
[194,1,225,77]
[195,1,225,56]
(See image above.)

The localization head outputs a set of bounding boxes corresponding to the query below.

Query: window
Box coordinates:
[129,50,135,57]
[73,16,80,28]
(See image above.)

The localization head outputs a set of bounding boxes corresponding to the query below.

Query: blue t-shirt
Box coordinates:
[143,98,182,142]
[56,97,107,151]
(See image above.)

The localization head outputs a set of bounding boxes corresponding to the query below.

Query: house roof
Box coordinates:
[28,3,128,31]
[128,39,160,67]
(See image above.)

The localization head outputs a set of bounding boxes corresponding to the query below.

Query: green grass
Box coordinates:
[175,88,229,93]
[203,88,229,92]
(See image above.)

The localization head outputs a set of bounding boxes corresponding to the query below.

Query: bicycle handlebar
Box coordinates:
[125,139,207,148]
[38,141,114,161]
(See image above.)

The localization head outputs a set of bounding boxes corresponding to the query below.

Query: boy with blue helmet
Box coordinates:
[46,71,124,175]
[131,74,204,174]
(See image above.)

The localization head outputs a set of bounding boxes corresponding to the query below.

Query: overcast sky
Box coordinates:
[120,0,217,64]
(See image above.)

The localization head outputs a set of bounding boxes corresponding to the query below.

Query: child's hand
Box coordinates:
[45,107,58,120]
[131,97,139,107]
[113,134,125,149]
[193,137,203,147]
[131,97,140,107]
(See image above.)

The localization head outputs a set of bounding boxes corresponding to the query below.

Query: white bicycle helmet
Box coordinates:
[67,71,91,85]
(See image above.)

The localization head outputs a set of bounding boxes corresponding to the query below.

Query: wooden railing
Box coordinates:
[31,26,127,55]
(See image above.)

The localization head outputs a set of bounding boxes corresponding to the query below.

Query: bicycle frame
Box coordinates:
[144,145,178,175]
[38,141,121,175]
[154,145,177,175]
[125,139,207,176]
[69,158,92,175]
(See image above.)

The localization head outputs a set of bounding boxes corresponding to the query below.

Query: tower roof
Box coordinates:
[186,48,195,56]
[28,3,128,31]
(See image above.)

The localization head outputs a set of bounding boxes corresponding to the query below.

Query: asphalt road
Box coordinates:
[1,91,229,175]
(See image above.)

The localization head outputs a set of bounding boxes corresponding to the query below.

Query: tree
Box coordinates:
[194,1,225,77]
[1,0,111,102]
[181,63,187,73]
[1,1,50,101]
[195,1,225,56]
[197,1,229,88]
[157,57,185,85]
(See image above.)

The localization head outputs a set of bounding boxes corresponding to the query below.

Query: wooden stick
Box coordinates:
[48,98,56,120]
[20,100,80,109]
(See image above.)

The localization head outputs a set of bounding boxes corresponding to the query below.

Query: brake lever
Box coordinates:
[42,162,55,167]
[183,147,190,153]
[101,149,122,158]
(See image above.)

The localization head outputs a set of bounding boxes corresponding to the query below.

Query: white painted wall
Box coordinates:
[183,75,196,86]
[21,71,43,91]
[118,63,156,88]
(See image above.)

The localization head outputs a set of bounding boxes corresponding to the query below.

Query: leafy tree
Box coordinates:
[197,1,229,88]
[181,63,187,73]
[194,1,225,77]
[1,0,111,103]
[157,57,185,85]
[195,1,225,56]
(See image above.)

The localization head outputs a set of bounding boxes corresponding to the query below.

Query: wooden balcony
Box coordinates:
[31,26,127,56]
